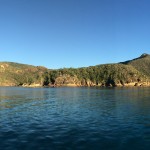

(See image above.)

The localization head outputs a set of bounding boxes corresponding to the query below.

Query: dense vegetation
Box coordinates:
[121,54,150,76]
[0,62,48,86]
[0,54,149,87]
[48,63,147,87]
[48,54,150,86]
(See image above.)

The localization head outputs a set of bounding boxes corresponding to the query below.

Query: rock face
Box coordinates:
[52,75,150,87]
[116,81,150,87]
[54,75,81,86]
[53,75,98,87]
[22,83,42,87]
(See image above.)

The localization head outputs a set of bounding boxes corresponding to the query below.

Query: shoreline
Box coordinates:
[0,83,150,88]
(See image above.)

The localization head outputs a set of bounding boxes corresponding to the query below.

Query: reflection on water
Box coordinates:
[0,87,150,150]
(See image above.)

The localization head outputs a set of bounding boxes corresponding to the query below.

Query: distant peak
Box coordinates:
[140,53,149,58]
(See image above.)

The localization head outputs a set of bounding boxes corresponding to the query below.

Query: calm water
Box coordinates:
[0,87,150,150]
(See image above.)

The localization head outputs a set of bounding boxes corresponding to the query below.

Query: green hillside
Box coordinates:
[49,63,147,87]
[0,62,48,86]
[121,54,150,76]
[0,54,150,87]
[48,54,150,87]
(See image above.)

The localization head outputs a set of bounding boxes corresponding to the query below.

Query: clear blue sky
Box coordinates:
[0,0,150,69]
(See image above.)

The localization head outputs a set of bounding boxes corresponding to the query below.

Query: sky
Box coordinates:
[0,0,150,69]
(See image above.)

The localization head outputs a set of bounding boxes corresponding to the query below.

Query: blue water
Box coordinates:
[0,87,150,150]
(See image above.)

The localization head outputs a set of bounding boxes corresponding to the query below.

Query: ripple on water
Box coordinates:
[0,87,150,150]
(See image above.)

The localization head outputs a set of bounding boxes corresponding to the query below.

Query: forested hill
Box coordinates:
[0,62,48,86]
[0,54,150,87]
[121,53,150,76]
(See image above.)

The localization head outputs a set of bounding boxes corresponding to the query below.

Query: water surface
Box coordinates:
[0,87,150,150]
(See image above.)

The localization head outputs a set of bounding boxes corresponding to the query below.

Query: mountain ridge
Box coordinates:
[0,54,150,87]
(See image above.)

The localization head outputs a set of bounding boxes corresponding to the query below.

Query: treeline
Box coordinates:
[42,63,147,86]
[0,54,149,87]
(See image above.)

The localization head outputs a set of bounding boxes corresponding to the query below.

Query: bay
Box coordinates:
[0,87,150,150]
